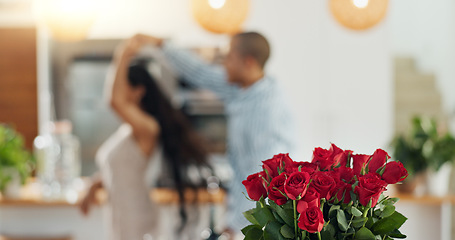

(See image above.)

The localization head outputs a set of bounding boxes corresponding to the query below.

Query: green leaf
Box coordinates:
[268,200,278,209]
[371,211,407,235]
[388,198,399,204]
[253,207,275,227]
[281,200,294,209]
[329,205,341,219]
[241,225,255,235]
[351,217,368,228]
[0,125,33,192]
[242,225,263,240]
[321,223,336,240]
[269,202,294,227]
[376,165,386,175]
[374,209,382,217]
[388,229,407,238]
[241,225,260,235]
[364,216,373,229]
[337,209,349,232]
[264,221,285,240]
[350,189,358,203]
[354,227,376,240]
[380,205,395,218]
[351,207,363,217]
[272,211,286,225]
[243,209,260,226]
[280,224,295,239]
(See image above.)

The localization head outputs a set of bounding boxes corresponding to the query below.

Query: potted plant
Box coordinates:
[0,124,34,198]
[391,116,455,195]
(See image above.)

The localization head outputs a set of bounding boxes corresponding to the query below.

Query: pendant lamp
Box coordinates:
[330,0,388,30]
[191,0,250,34]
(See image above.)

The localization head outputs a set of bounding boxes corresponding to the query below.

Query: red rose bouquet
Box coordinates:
[242,144,408,240]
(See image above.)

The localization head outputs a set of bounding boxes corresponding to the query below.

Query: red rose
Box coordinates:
[242,171,268,201]
[368,149,390,173]
[263,153,294,179]
[268,173,288,205]
[333,150,353,168]
[352,154,370,176]
[297,187,320,213]
[329,179,352,204]
[381,161,408,184]
[311,147,332,170]
[332,166,355,184]
[285,161,318,175]
[312,144,346,170]
[284,171,311,200]
[329,143,344,160]
[298,206,324,233]
[310,171,336,199]
[355,173,387,207]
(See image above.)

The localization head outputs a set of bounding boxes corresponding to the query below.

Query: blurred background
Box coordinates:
[1,0,455,239]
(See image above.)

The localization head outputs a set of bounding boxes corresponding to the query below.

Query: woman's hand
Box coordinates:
[221,228,236,240]
[79,179,103,216]
[114,34,163,62]
[114,36,143,62]
[132,33,164,47]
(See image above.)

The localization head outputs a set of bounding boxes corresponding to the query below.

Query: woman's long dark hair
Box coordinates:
[127,61,208,230]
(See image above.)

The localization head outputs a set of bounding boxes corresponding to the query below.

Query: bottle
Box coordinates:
[34,125,56,198]
[201,176,223,240]
[200,206,221,240]
[34,120,81,202]
[51,120,81,202]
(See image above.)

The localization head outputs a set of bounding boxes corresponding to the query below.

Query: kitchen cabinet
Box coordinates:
[0,27,37,149]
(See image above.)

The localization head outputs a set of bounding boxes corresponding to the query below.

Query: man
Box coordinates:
[134,32,297,237]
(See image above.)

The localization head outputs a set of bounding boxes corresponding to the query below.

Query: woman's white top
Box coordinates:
[96,124,162,240]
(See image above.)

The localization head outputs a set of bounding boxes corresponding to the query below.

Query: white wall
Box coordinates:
[88,0,229,46]
[388,0,455,132]
[244,0,392,158]
[88,0,393,159]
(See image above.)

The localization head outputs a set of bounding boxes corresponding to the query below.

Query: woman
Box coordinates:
[80,38,209,240]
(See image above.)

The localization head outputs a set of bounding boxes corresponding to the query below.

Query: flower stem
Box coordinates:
[259,198,265,208]
[362,207,370,227]
[343,212,355,240]
[317,231,322,240]
[293,200,298,237]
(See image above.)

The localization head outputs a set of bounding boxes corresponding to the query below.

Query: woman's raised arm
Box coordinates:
[105,37,159,157]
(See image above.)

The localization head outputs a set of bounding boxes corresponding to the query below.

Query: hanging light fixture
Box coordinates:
[34,0,100,41]
[330,0,388,30]
[191,0,250,34]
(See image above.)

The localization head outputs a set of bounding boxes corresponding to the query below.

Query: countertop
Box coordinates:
[0,178,226,207]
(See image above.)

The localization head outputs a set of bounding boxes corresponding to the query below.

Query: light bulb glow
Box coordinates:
[208,0,226,9]
[352,0,369,8]
[34,0,100,41]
